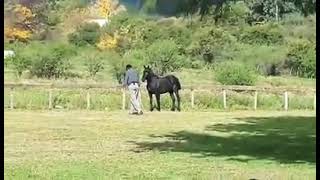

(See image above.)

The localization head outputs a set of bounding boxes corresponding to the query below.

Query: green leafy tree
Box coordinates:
[146,40,182,75]
[85,55,105,78]
[7,53,31,78]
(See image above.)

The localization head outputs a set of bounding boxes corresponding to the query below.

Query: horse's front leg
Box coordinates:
[155,93,161,111]
[148,92,154,111]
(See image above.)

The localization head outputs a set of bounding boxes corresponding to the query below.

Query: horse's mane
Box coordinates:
[146,68,171,79]
[148,71,160,78]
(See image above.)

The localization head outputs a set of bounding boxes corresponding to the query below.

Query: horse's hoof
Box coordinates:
[171,108,175,111]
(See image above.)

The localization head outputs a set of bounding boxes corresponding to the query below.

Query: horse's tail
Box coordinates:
[173,76,181,90]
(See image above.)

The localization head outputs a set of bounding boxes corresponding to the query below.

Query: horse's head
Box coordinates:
[142,65,153,82]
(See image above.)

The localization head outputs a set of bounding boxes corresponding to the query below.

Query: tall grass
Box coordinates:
[4,88,315,111]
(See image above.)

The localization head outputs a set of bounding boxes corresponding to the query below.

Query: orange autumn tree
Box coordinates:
[97,32,119,50]
[96,0,120,50]
[98,0,114,19]
[4,4,35,42]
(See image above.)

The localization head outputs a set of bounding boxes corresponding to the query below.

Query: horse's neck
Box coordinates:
[147,74,159,84]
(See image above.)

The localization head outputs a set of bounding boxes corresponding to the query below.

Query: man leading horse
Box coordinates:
[123,64,143,115]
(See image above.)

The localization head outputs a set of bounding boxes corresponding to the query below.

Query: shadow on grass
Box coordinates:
[129,116,316,164]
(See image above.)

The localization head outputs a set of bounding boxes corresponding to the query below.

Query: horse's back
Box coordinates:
[147,75,181,94]
[165,75,181,90]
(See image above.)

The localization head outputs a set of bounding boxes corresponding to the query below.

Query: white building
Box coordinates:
[87,19,109,27]
[4,50,15,59]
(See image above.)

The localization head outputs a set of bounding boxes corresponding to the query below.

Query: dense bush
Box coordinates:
[239,23,284,45]
[282,14,316,43]
[68,23,101,46]
[187,27,236,63]
[102,52,124,84]
[232,44,287,76]
[108,39,184,81]
[101,14,154,53]
[47,12,61,26]
[145,40,183,75]
[30,57,70,79]
[30,43,76,79]
[6,42,44,77]
[284,39,315,78]
[122,49,148,70]
[141,0,157,14]
[157,23,192,51]
[59,0,91,10]
[281,13,306,26]
[221,1,250,25]
[7,53,31,78]
[85,55,105,78]
[105,14,191,54]
[215,61,257,86]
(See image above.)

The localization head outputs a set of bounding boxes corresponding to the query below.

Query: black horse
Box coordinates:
[141,65,181,112]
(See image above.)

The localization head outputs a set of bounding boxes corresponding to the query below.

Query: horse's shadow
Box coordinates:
[129,115,316,164]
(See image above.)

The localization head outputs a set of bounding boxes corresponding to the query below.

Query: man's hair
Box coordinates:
[126,64,132,70]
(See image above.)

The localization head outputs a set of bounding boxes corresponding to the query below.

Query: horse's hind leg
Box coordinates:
[169,92,175,111]
[174,90,181,111]
[148,92,154,111]
[155,93,161,111]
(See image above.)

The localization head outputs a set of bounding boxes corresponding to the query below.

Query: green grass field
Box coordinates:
[4,110,315,180]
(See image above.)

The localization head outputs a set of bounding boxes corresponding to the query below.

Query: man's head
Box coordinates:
[126,64,132,70]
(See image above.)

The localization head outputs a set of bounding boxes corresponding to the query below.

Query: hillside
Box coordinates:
[4,0,316,88]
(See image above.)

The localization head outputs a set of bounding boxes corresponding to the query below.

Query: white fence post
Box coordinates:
[284,91,288,111]
[191,89,195,108]
[122,88,126,110]
[314,93,316,111]
[254,91,258,110]
[10,87,14,110]
[223,89,227,109]
[48,89,53,110]
[86,90,91,110]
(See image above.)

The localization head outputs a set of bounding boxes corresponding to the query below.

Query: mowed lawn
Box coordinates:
[4,110,316,180]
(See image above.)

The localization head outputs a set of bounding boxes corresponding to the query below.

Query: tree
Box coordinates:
[98,0,115,19]
[4,3,35,42]
[4,0,57,42]
[96,32,119,50]
[146,40,182,75]
[178,0,230,23]
[291,0,316,17]
[245,0,315,23]
[7,53,31,78]
[85,55,105,78]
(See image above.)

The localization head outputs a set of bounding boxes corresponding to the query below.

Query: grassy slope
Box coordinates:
[4,110,315,179]
[4,68,316,88]
[4,15,315,88]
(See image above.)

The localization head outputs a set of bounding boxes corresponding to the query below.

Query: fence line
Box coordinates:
[4,82,316,111]
[4,82,316,92]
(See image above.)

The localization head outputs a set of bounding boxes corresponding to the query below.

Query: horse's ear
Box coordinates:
[143,65,146,69]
